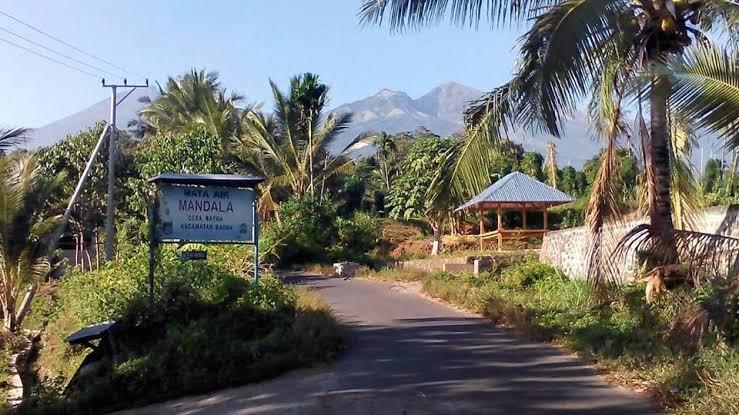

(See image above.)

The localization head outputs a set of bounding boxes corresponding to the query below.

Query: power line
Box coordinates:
[0,25,126,79]
[0,36,100,78]
[0,9,143,79]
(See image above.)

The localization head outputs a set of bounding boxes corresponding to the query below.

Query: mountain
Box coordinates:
[23,81,601,167]
[330,88,459,149]
[330,82,600,167]
[24,87,157,150]
[414,81,483,124]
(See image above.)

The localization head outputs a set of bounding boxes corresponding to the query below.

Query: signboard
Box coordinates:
[181,250,207,261]
[157,184,255,243]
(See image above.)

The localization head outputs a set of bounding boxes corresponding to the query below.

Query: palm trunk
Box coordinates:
[308,110,314,196]
[649,75,679,263]
[430,217,443,256]
[3,297,16,331]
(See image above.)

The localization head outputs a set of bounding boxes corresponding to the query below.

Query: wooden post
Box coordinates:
[479,211,485,252]
[497,206,503,252]
[522,207,527,230]
[543,208,549,230]
[522,206,528,249]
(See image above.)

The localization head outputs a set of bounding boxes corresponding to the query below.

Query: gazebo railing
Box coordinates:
[479,229,547,251]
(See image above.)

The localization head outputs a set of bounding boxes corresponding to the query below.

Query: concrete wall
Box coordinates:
[540,205,739,280]
[394,257,468,273]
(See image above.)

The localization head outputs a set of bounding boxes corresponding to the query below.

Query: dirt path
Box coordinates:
[118,275,660,415]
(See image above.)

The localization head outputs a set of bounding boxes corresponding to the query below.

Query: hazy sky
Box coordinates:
[0,1,524,127]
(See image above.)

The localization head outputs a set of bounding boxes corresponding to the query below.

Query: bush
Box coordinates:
[499,256,561,289]
[22,247,342,414]
[328,212,381,262]
[265,196,379,266]
[263,196,338,265]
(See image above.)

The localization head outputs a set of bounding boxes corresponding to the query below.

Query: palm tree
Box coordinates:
[0,127,28,155]
[361,0,739,290]
[374,132,398,191]
[231,74,373,217]
[139,68,245,141]
[0,153,64,331]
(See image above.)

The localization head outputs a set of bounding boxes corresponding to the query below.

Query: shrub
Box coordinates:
[499,256,562,289]
[328,212,381,262]
[264,196,337,265]
[22,248,342,414]
[266,196,379,266]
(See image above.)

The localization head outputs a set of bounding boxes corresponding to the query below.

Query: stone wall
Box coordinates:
[540,205,739,280]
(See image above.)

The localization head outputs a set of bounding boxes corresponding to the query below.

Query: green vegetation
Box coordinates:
[2,15,736,409]
[19,247,342,414]
[0,153,65,332]
[263,196,380,266]
[360,0,739,290]
[360,259,739,414]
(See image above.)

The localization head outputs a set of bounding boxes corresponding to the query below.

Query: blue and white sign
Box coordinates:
[158,184,255,243]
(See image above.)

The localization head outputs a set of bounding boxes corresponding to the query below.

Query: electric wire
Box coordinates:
[0,9,144,79]
[0,36,100,78]
[0,25,126,79]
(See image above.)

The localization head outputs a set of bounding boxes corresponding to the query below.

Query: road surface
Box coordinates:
[119,275,660,415]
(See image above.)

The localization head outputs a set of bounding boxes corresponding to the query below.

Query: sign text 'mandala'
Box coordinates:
[178,188,234,213]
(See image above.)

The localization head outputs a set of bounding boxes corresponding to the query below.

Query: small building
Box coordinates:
[455,171,574,251]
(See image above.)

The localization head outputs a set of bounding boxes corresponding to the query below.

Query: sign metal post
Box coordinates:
[252,199,259,286]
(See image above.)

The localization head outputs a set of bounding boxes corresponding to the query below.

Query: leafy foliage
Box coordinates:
[138,68,244,141]
[22,249,341,413]
[361,259,739,413]
[36,123,137,234]
[386,136,454,221]
[232,73,371,217]
[125,127,227,218]
[358,0,739,293]
[0,153,65,331]
[262,196,379,266]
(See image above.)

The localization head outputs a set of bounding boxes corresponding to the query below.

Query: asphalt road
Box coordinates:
[119,275,661,415]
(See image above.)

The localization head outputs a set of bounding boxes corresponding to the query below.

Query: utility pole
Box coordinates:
[102,78,148,261]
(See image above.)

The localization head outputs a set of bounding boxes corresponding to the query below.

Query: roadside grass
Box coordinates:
[17,248,343,415]
[299,263,336,276]
[358,258,739,414]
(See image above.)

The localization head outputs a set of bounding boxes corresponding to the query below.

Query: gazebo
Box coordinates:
[455,171,574,251]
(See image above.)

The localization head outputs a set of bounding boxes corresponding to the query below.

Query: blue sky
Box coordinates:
[0,1,524,127]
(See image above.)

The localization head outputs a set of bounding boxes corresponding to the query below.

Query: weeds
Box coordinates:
[17,249,342,414]
[361,257,739,414]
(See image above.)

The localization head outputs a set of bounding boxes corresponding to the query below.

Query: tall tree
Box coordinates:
[139,69,245,141]
[232,74,372,216]
[520,152,545,181]
[387,136,455,253]
[373,132,399,191]
[360,0,739,290]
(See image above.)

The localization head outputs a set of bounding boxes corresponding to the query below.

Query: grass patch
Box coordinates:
[18,248,343,414]
[360,257,739,414]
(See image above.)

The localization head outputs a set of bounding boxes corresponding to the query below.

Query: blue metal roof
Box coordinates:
[456,171,574,211]
[147,173,265,187]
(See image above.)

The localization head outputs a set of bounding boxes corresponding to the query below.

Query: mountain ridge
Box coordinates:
[24,81,600,167]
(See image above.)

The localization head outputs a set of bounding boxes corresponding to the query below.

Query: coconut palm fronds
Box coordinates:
[611,224,739,300]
